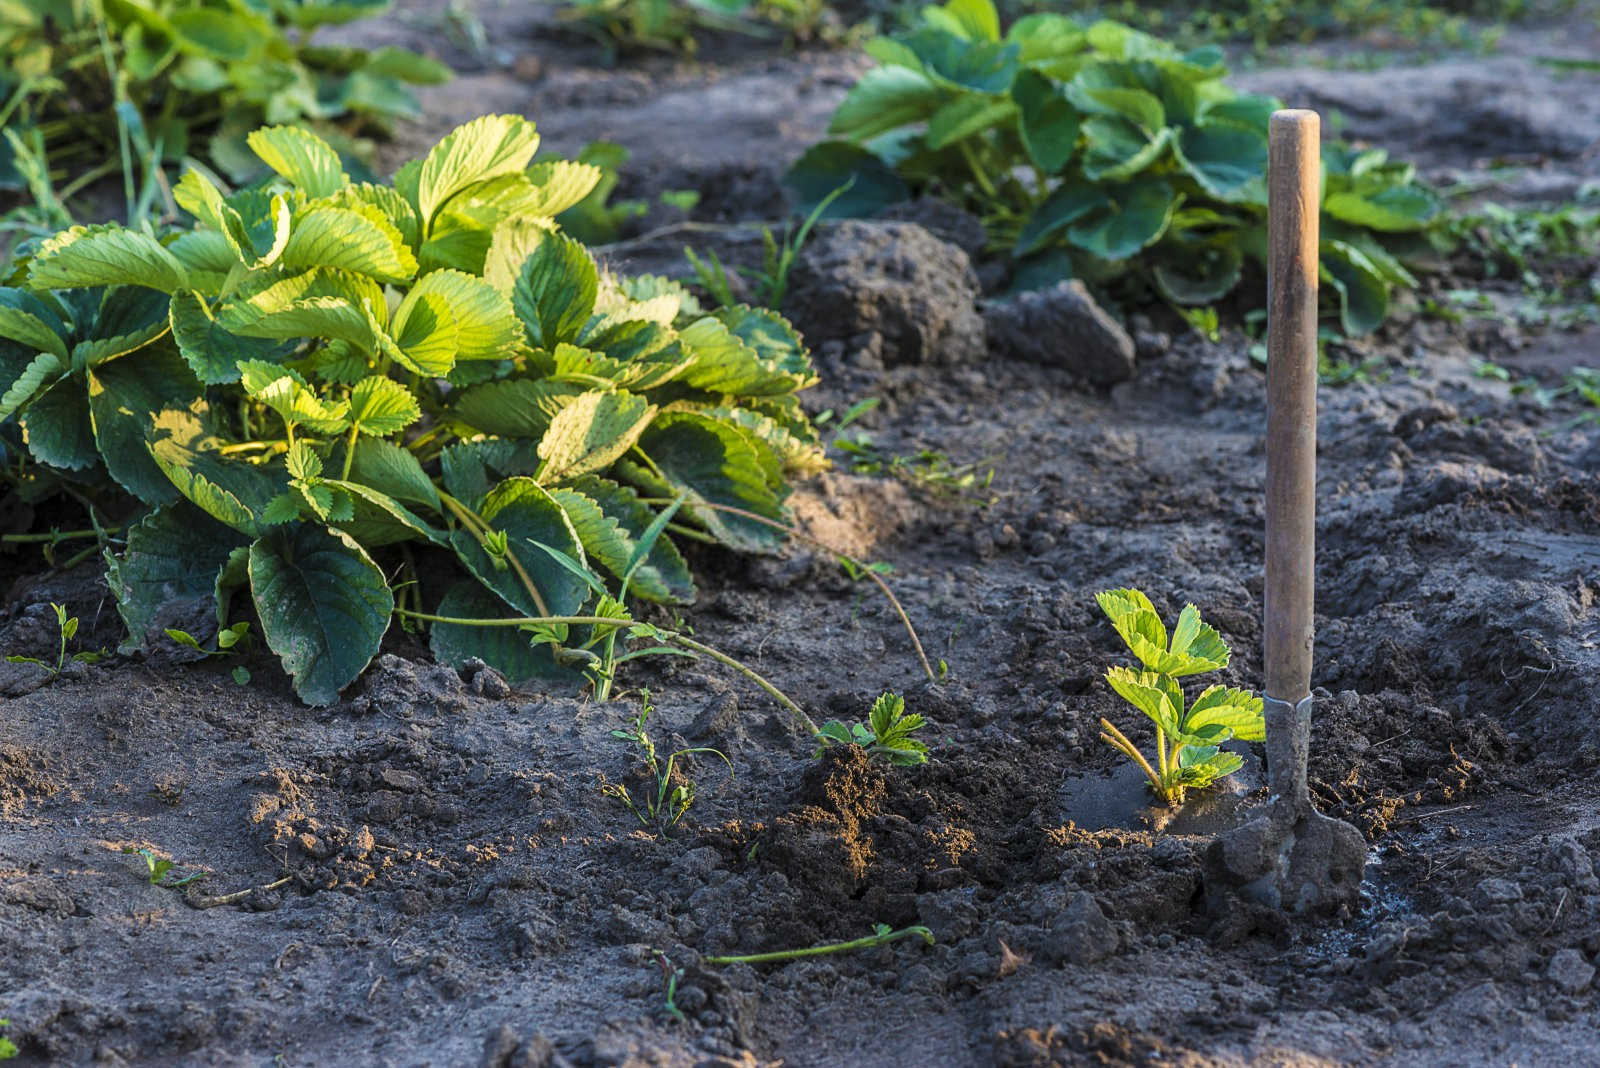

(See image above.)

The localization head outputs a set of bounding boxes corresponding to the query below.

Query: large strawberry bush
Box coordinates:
[0,115,824,704]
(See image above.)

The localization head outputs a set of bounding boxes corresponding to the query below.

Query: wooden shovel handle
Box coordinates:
[1265,110,1319,702]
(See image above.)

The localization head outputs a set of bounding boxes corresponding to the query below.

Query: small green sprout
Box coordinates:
[6,603,101,677]
[816,692,929,766]
[1095,589,1263,806]
[0,1018,15,1060]
[166,622,254,686]
[122,847,206,889]
[601,692,733,830]
[685,179,852,310]
[652,950,688,1024]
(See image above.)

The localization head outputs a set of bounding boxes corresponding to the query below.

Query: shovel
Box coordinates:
[1208,110,1366,915]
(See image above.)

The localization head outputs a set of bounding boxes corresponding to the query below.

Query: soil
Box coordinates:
[4,4,1600,1066]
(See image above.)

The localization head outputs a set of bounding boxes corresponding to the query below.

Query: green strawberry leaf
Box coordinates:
[537,390,656,483]
[347,376,421,436]
[248,523,393,705]
[28,225,189,293]
[512,231,598,350]
[450,476,590,619]
[619,411,786,553]
[87,346,202,504]
[553,477,696,604]
[428,579,568,684]
[416,113,542,229]
[106,501,248,653]
[246,125,349,198]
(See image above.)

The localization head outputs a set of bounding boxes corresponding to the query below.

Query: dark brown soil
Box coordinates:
[3,4,1600,1066]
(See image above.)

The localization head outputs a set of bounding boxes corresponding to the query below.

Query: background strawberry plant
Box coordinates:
[787,0,1446,332]
[0,0,450,208]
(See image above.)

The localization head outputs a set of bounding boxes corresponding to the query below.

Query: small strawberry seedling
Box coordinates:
[601,691,732,830]
[1095,589,1263,805]
[165,622,254,686]
[815,692,929,766]
[5,603,101,678]
[122,847,206,889]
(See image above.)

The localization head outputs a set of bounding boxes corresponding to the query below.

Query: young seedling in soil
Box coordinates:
[0,1019,14,1060]
[122,847,205,890]
[703,923,934,966]
[1095,588,1263,806]
[685,179,852,310]
[651,950,688,1025]
[815,692,929,766]
[600,691,733,831]
[5,603,102,678]
[165,622,254,686]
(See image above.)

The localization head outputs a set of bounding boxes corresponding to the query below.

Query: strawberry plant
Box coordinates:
[0,0,450,197]
[787,0,1444,332]
[1094,588,1262,805]
[815,691,929,765]
[2,114,828,706]
[4,601,101,677]
[600,689,733,830]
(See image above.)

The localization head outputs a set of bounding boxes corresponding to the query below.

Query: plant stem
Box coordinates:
[959,140,999,201]
[394,608,817,738]
[341,424,360,480]
[438,492,552,617]
[704,925,934,966]
[1098,718,1164,797]
[640,499,935,684]
[667,633,817,735]
[0,528,114,544]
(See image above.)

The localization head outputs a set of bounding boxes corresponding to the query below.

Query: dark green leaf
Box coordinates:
[449,378,585,439]
[21,376,96,470]
[1066,178,1174,259]
[1174,122,1267,203]
[1151,241,1244,304]
[106,501,249,653]
[621,412,786,553]
[556,476,695,604]
[249,524,393,706]
[1080,117,1171,181]
[1321,239,1389,336]
[1013,71,1080,174]
[169,290,293,385]
[450,477,590,618]
[901,27,1020,94]
[785,142,909,219]
[1016,182,1101,255]
[87,347,202,504]
[428,580,569,684]
[344,436,440,510]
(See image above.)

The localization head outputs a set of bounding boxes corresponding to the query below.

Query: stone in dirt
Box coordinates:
[781,220,986,367]
[1046,891,1120,965]
[1547,948,1595,995]
[983,281,1136,384]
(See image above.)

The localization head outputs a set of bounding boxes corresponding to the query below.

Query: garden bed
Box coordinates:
[2,3,1599,1065]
